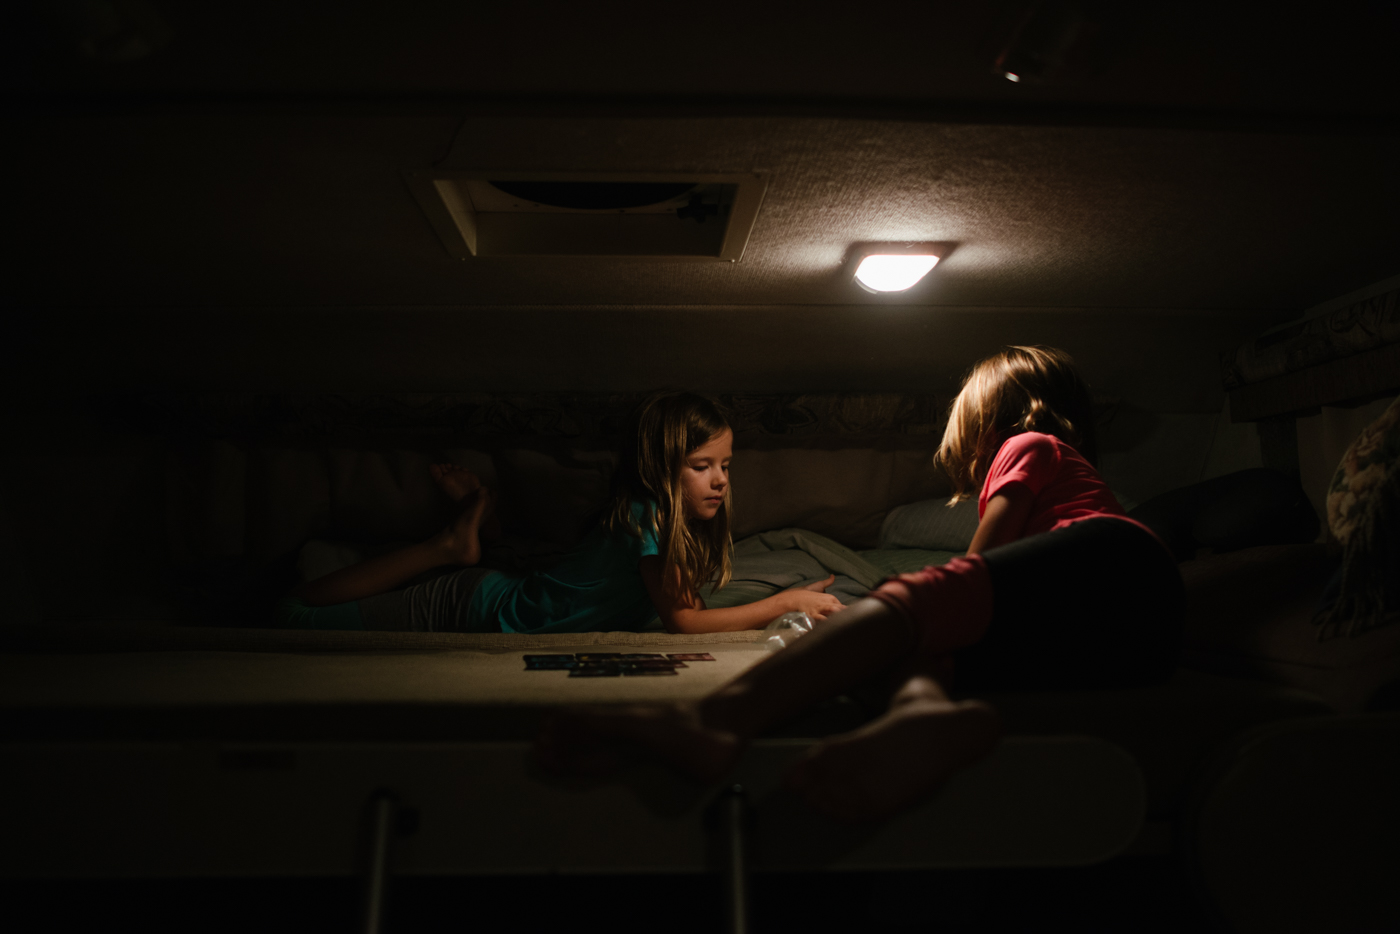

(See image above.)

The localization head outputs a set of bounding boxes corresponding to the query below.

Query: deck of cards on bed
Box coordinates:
[523,653,717,677]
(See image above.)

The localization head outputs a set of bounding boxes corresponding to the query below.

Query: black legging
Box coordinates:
[954,518,1185,692]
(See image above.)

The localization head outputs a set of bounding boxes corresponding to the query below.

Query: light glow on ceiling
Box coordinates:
[853,254,939,293]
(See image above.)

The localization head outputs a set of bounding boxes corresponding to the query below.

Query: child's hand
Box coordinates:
[784,575,844,620]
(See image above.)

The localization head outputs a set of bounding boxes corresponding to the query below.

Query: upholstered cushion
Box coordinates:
[171,437,946,567]
[1127,469,1319,563]
[878,497,980,551]
[494,448,614,547]
[1319,396,1400,636]
[1179,544,1400,712]
[1326,396,1400,542]
[729,439,944,548]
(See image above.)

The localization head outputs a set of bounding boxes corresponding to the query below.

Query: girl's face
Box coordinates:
[681,428,732,521]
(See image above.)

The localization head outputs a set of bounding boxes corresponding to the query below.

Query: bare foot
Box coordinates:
[430,463,483,502]
[435,488,490,566]
[784,690,1000,823]
[537,703,744,783]
[432,463,503,543]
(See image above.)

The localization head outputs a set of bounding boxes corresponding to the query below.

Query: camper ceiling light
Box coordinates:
[853,254,940,293]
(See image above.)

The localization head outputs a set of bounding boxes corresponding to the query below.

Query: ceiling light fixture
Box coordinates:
[853,253,940,293]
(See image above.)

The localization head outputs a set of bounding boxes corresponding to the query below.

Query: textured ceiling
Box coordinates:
[5,3,1398,410]
[8,114,1398,309]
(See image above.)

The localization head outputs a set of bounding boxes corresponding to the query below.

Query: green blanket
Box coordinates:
[697,530,958,612]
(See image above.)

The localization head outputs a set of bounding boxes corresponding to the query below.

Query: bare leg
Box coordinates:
[431,463,501,542]
[293,486,489,606]
[537,597,917,779]
[784,675,1000,822]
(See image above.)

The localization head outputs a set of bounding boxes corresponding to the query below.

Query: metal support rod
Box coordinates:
[722,784,749,934]
[362,791,397,934]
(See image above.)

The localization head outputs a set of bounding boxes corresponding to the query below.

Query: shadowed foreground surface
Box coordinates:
[7,857,1212,933]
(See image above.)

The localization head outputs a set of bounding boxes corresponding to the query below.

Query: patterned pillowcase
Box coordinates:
[1320,395,1400,637]
[879,497,981,551]
[1327,397,1400,545]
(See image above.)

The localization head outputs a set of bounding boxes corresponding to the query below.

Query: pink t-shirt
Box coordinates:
[979,431,1146,538]
[871,431,1157,657]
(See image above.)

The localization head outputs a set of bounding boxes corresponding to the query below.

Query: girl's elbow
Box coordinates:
[665,612,708,635]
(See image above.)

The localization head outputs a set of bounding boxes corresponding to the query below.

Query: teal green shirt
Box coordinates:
[469,500,661,634]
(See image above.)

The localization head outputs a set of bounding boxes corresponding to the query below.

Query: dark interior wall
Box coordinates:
[10,2,1399,116]
[4,305,1277,412]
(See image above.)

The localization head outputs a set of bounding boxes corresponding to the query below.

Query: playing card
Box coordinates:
[667,653,716,662]
[621,653,666,659]
[524,658,577,670]
[569,665,622,678]
[575,653,625,661]
[621,666,679,676]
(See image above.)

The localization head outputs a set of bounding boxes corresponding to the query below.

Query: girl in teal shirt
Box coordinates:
[281,393,842,635]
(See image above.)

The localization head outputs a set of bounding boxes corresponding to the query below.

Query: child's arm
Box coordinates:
[966,484,1035,556]
[639,556,845,634]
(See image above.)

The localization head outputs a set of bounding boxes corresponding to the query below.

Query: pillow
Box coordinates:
[1319,396,1400,637]
[495,448,614,547]
[1128,469,1319,563]
[859,548,961,577]
[878,497,980,551]
[728,441,943,549]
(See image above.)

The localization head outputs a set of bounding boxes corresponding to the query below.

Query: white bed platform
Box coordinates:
[1,625,1152,933]
[0,627,1160,932]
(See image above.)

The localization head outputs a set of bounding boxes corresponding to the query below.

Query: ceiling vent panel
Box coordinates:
[406,171,766,261]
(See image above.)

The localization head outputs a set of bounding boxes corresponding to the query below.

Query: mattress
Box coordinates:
[0,622,1153,875]
[0,621,1332,879]
[0,625,772,742]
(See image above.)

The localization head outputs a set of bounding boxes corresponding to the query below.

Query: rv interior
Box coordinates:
[3,2,1398,932]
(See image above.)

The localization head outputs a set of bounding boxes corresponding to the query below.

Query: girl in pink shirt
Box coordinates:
[542,346,1184,822]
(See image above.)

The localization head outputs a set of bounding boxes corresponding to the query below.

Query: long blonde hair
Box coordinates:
[937,345,1098,501]
[606,392,733,599]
